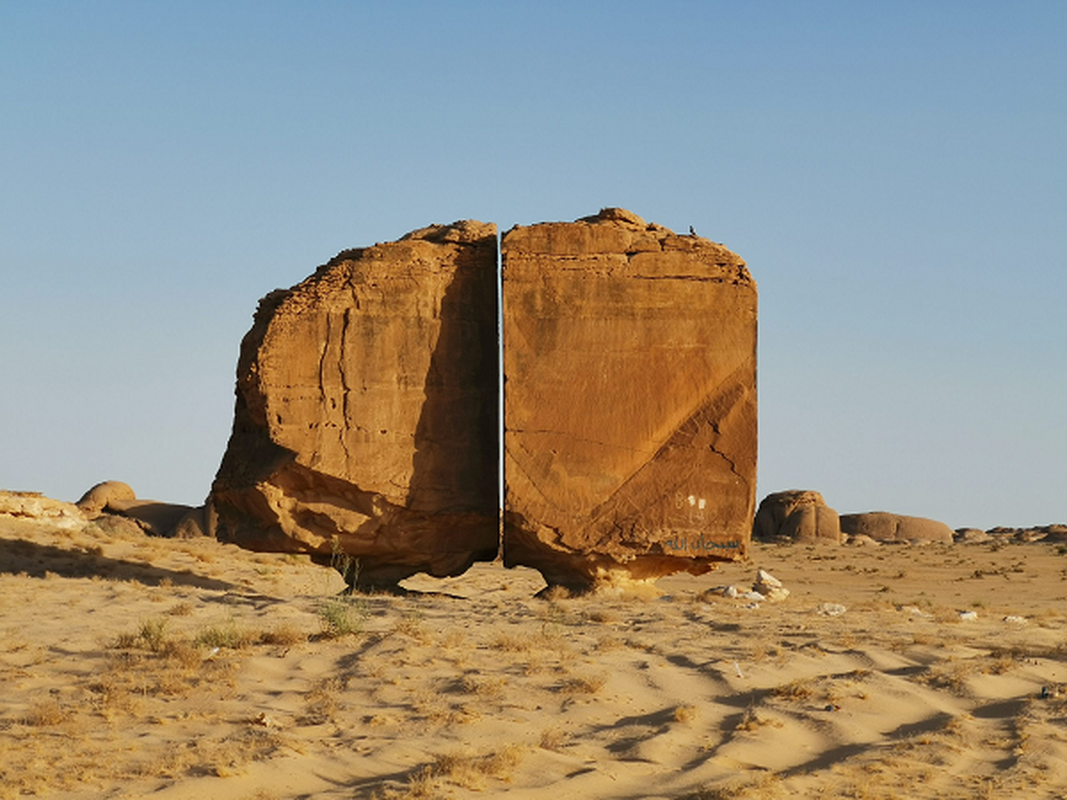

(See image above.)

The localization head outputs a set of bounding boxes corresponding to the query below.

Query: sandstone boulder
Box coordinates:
[76,481,136,517]
[501,208,756,591]
[839,512,954,544]
[210,221,500,589]
[753,490,841,543]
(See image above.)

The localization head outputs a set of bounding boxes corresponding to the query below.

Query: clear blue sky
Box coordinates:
[2,1,1064,529]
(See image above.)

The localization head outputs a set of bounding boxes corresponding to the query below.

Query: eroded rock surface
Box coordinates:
[210,221,500,589]
[501,208,756,590]
[753,490,842,543]
[0,491,85,529]
[840,512,954,544]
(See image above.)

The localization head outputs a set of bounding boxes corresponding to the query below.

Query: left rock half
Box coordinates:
[210,221,500,589]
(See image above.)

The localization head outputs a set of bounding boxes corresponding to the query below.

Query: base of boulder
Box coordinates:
[503,517,725,594]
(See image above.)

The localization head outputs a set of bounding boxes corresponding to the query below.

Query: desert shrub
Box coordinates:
[317,598,365,639]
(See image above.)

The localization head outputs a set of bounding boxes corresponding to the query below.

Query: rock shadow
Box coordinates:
[405,229,500,558]
[0,537,236,590]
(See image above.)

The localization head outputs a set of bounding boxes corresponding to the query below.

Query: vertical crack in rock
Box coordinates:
[502,208,756,592]
[338,307,353,474]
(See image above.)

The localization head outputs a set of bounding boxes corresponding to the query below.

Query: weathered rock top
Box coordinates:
[503,207,753,285]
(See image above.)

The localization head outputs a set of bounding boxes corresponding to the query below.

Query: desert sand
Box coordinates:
[3,515,1067,799]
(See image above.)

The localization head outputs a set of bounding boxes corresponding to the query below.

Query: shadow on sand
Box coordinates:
[0,537,237,591]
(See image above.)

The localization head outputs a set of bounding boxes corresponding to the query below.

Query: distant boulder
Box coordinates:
[753,490,841,543]
[77,481,198,537]
[76,481,136,517]
[985,524,1067,543]
[954,528,992,544]
[839,512,953,544]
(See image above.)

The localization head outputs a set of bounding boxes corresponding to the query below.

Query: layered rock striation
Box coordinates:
[501,208,756,590]
[210,221,500,589]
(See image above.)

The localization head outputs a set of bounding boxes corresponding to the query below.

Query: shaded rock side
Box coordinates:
[840,512,954,544]
[501,208,756,589]
[753,490,842,543]
[210,221,500,588]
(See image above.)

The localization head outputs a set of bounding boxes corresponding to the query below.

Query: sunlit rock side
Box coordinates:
[210,221,500,589]
[501,208,757,592]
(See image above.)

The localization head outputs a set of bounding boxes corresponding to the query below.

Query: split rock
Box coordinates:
[501,208,756,590]
[210,221,500,589]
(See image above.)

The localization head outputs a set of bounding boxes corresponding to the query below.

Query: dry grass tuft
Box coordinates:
[259,622,306,646]
[195,620,257,650]
[539,725,567,750]
[317,598,366,639]
[168,601,194,617]
[304,676,347,723]
[736,706,784,732]
[560,672,607,695]
[23,697,68,726]
[773,678,815,701]
[432,743,525,789]
[541,585,571,602]
[674,704,698,724]
[459,674,506,699]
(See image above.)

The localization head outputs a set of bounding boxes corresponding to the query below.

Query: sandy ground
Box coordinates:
[3,516,1067,799]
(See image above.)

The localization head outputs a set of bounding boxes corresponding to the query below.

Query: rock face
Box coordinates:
[839,512,954,544]
[501,208,756,590]
[210,221,500,589]
[753,490,842,543]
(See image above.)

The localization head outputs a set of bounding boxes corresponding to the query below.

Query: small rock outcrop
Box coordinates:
[954,528,992,544]
[839,512,954,544]
[0,491,85,529]
[753,490,841,543]
[501,208,756,591]
[209,221,501,589]
[753,569,789,601]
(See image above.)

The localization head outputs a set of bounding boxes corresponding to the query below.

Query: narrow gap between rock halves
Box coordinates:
[496,229,505,552]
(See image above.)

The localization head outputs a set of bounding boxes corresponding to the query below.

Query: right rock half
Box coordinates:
[501,208,757,591]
